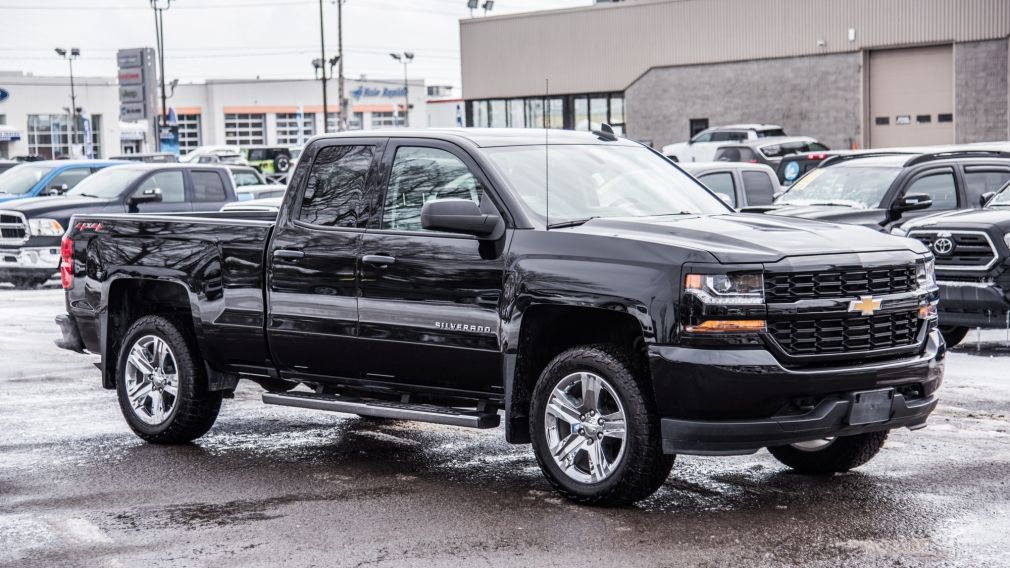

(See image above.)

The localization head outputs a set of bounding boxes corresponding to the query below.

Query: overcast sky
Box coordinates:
[0,0,590,94]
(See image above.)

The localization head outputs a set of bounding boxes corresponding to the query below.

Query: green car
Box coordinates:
[243,146,296,174]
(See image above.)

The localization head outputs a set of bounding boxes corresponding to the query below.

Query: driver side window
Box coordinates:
[692,132,713,143]
[135,171,186,203]
[381,146,484,232]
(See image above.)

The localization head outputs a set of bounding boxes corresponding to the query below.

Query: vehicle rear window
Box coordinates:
[742,171,777,206]
[711,131,747,142]
[714,148,756,162]
[297,145,375,228]
[761,141,826,159]
[697,172,736,207]
[233,171,262,187]
[757,128,786,137]
[192,171,228,202]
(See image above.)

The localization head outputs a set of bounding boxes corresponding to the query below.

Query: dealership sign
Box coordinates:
[351,85,408,100]
[0,88,9,103]
[117,48,157,122]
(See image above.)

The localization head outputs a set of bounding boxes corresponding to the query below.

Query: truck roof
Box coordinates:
[308,128,642,148]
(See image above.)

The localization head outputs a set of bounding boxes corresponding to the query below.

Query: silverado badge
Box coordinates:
[849,295,882,316]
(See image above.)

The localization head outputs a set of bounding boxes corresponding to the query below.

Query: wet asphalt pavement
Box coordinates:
[2,287,1009,567]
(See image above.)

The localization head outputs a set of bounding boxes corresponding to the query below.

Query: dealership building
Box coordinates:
[0,71,430,159]
[460,0,1010,150]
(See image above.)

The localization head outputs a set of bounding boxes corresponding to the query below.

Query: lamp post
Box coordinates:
[389,52,414,128]
[150,0,172,151]
[54,48,80,157]
[337,0,348,131]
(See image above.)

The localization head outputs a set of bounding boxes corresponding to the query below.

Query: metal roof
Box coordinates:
[311,128,642,147]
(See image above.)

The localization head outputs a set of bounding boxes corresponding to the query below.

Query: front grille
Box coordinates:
[909,231,996,270]
[765,265,917,303]
[769,311,920,355]
[0,211,28,245]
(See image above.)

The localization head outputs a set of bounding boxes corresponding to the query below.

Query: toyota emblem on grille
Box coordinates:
[932,237,954,255]
[849,295,882,316]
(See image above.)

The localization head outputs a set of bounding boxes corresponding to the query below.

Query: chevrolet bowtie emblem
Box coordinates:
[849,295,882,316]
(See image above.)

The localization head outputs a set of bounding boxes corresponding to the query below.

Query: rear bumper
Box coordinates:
[55,313,86,353]
[935,279,1010,328]
[650,329,945,455]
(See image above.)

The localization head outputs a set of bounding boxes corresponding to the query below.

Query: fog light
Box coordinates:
[918,303,937,319]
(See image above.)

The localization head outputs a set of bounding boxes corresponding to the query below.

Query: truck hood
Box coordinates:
[0,195,114,219]
[564,213,926,264]
[752,204,887,229]
[901,208,1010,233]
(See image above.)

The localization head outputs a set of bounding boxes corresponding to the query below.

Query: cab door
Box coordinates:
[356,139,508,395]
[265,138,385,381]
[125,169,192,213]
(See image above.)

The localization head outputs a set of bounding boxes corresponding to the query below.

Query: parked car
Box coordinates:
[0,160,125,204]
[661,124,786,163]
[0,163,237,288]
[109,152,179,163]
[746,150,1010,232]
[244,145,295,174]
[713,136,830,178]
[0,160,18,175]
[221,195,282,212]
[235,184,287,202]
[56,128,941,506]
[181,146,248,166]
[678,162,779,208]
[777,150,853,185]
[894,177,1010,346]
[227,165,267,188]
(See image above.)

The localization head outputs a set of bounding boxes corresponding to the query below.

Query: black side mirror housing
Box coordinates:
[129,187,163,205]
[421,198,504,239]
[980,191,997,207]
[892,192,933,213]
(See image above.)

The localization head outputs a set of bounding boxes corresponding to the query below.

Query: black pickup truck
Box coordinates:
[56,129,944,505]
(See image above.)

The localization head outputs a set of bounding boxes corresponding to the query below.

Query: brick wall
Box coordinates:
[955,38,1010,144]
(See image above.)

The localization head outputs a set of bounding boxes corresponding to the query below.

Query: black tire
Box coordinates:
[116,314,222,444]
[768,431,888,474]
[9,274,52,289]
[273,153,291,173]
[939,325,969,348]
[530,344,674,506]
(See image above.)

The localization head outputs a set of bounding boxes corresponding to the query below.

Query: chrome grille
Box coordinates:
[908,230,996,270]
[0,211,28,245]
[765,265,917,303]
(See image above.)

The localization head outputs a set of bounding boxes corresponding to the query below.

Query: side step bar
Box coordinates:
[262,391,501,429]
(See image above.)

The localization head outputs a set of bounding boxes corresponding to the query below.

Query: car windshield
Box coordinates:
[483,145,729,226]
[775,166,902,209]
[67,167,145,198]
[986,182,1010,207]
[0,164,55,195]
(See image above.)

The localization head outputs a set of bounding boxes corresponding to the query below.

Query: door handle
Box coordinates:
[361,254,395,266]
[273,249,305,260]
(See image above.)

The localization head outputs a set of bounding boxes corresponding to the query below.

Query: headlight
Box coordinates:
[1003,233,1010,249]
[890,227,907,236]
[28,218,65,237]
[916,258,936,288]
[685,273,764,304]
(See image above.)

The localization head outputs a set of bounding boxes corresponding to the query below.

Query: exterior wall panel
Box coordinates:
[954,38,1010,142]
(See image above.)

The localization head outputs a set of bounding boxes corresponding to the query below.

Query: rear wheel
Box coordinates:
[116,315,222,444]
[768,431,888,474]
[939,325,969,347]
[273,153,291,173]
[530,344,674,506]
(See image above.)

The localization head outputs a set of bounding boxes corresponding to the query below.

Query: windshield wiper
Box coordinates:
[75,193,101,198]
[548,216,599,229]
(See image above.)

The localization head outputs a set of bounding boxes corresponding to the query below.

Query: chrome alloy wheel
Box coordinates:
[544,372,627,484]
[124,335,179,425]
[791,437,837,452]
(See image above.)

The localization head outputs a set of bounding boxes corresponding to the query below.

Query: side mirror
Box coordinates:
[980,191,997,207]
[47,183,69,196]
[421,198,503,238]
[892,192,932,213]
[130,187,163,205]
[716,193,734,207]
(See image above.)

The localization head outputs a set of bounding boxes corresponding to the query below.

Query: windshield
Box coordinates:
[776,166,902,209]
[483,145,730,226]
[986,181,1010,207]
[67,167,145,198]
[0,164,55,195]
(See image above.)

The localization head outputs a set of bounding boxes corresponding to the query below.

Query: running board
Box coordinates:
[261,392,501,429]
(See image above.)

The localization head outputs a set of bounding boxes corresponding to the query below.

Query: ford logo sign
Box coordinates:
[0,88,8,103]
[784,160,801,181]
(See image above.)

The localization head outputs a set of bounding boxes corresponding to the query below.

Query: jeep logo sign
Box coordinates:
[0,88,9,103]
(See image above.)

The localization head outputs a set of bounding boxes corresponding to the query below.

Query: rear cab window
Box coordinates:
[741,170,777,206]
[191,170,229,202]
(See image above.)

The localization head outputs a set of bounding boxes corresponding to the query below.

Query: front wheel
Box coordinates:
[530,344,674,506]
[116,315,222,444]
[939,325,969,348]
[768,431,888,474]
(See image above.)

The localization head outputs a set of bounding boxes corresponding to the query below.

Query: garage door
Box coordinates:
[869,45,954,148]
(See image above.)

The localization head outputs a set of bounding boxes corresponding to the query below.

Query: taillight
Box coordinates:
[60,235,73,290]
[807,153,828,160]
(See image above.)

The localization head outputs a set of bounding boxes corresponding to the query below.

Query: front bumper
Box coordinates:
[650,329,945,455]
[0,246,61,275]
[935,279,1010,328]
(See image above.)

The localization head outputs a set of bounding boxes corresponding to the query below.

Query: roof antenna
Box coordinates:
[545,78,550,230]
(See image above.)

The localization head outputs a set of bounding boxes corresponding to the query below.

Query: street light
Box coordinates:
[55,47,80,157]
[389,52,414,128]
[150,0,173,151]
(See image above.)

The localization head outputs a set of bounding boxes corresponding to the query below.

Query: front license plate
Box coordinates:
[849,389,894,426]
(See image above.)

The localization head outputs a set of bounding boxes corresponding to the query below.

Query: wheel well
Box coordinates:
[508,305,647,443]
[103,279,193,389]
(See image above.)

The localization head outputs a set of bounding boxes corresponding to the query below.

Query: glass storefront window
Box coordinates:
[489,99,507,128]
[27,114,102,159]
[177,114,201,155]
[589,97,608,131]
[326,112,364,131]
[546,98,563,129]
[574,97,589,131]
[509,99,525,128]
[276,112,315,145]
[610,96,624,124]
[224,113,265,146]
[526,99,544,129]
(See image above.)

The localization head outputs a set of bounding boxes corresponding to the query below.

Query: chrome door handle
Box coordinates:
[361,254,395,266]
[273,249,305,260]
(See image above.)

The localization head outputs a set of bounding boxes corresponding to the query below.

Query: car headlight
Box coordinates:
[28,218,65,237]
[1003,233,1010,249]
[916,258,936,289]
[683,272,765,333]
[890,226,907,236]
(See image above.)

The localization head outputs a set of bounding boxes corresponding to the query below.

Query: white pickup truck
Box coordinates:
[662,124,786,162]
